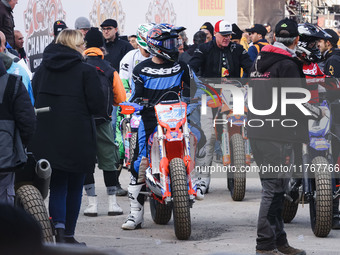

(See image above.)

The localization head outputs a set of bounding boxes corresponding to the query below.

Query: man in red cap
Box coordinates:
[189,20,252,199]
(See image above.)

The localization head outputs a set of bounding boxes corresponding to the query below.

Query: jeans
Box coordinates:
[250,139,292,250]
[49,169,86,236]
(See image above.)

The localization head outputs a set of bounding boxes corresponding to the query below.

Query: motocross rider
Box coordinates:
[121,23,203,230]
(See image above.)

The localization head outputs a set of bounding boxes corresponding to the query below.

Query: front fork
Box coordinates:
[302,143,313,201]
[157,121,196,204]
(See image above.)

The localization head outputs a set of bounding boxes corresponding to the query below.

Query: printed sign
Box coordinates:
[24,0,66,72]
[89,0,126,33]
[145,0,177,24]
[198,0,225,16]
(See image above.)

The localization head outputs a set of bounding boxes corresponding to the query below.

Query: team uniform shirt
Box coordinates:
[303,62,327,103]
[119,49,151,99]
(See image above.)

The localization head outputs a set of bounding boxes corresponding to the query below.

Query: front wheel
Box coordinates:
[309,156,333,237]
[15,185,54,242]
[228,134,246,201]
[170,158,191,240]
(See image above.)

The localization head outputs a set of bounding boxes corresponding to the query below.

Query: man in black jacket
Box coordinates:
[190,19,252,78]
[0,56,35,205]
[0,0,17,48]
[318,28,340,77]
[189,20,252,199]
[317,28,340,229]
[248,18,320,255]
[100,19,134,71]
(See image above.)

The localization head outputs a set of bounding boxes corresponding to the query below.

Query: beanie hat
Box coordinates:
[84,27,104,48]
[200,22,214,37]
[75,17,91,30]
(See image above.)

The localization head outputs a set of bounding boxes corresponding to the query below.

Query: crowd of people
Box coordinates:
[1,0,340,254]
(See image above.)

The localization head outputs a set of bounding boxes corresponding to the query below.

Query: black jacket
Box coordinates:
[0,1,14,47]
[31,44,105,173]
[248,44,309,143]
[179,44,198,64]
[0,59,35,146]
[323,48,340,78]
[104,36,134,71]
[189,40,252,78]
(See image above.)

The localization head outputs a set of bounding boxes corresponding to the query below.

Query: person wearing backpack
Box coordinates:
[0,55,35,205]
[82,27,126,217]
[245,24,269,62]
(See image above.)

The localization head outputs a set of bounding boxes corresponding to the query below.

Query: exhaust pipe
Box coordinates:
[33,159,52,200]
[145,167,163,197]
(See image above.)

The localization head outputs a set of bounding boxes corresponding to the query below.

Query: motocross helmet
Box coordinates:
[146,23,186,62]
[136,23,155,51]
[297,23,331,63]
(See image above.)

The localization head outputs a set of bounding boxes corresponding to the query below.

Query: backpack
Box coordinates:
[94,66,114,125]
[0,74,27,171]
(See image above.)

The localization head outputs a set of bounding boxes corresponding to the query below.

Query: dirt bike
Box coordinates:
[282,100,333,237]
[14,107,54,242]
[120,96,197,240]
[119,103,142,169]
[207,81,250,201]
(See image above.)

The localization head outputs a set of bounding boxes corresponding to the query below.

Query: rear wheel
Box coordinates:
[228,134,246,201]
[150,197,172,225]
[170,158,191,240]
[309,156,333,237]
[15,185,54,242]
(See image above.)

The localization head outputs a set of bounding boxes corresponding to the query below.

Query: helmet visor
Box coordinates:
[162,38,179,50]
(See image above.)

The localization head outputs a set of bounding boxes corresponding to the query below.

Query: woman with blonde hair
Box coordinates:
[31,29,105,245]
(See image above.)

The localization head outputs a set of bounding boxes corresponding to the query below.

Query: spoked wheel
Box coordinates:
[15,185,54,242]
[170,158,191,240]
[228,134,246,201]
[309,156,333,237]
[150,196,172,225]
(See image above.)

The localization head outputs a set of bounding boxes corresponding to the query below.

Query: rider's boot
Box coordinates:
[332,198,340,229]
[108,194,123,216]
[194,163,211,200]
[84,196,98,217]
[121,183,145,230]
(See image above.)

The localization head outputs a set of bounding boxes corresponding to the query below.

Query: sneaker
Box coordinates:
[277,244,306,255]
[256,248,284,255]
